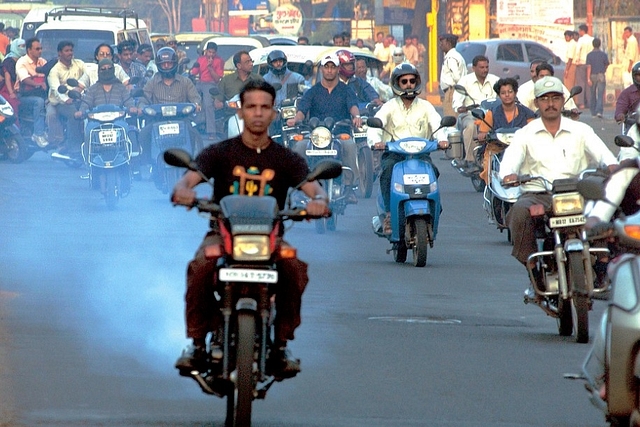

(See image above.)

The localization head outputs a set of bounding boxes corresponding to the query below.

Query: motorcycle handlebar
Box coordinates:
[175,198,332,221]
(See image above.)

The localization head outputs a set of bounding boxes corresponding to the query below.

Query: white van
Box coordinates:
[34,6,152,63]
[21,7,52,41]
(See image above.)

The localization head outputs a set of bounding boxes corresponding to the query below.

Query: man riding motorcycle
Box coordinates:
[367,63,449,234]
[619,104,640,161]
[262,49,305,136]
[499,76,617,298]
[171,80,329,377]
[335,49,382,108]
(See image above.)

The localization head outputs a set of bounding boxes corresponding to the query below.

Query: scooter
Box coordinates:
[353,102,379,199]
[165,148,341,427]
[67,90,136,209]
[368,115,457,267]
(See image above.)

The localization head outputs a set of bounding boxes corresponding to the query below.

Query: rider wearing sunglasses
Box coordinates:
[367,63,450,235]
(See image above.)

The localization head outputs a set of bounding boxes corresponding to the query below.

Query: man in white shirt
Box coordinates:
[367,64,449,234]
[499,76,617,286]
[438,33,467,117]
[622,26,639,87]
[574,24,594,108]
[518,62,578,113]
[451,54,499,166]
[355,58,392,102]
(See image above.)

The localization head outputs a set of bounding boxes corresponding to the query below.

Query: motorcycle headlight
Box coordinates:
[181,105,195,115]
[232,235,271,261]
[161,105,177,116]
[88,111,125,121]
[399,140,427,153]
[310,126,332,148]
[552,192,584,215]
[281,106,296,119]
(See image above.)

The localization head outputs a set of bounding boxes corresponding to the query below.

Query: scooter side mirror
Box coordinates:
[440,116,457,128]
[471,108,485,120]
[66,78,79,88]
[57,85,68,94]
[454,84,468,96]
[366,117,383,128]
[615,134,636,148]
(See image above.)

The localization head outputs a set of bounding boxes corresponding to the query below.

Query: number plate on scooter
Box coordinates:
[306,149,337,156]
[158,123,180,136]
[549,214,586,228]
[98,130,118,144]
[403,174,430,185]
[219,268,278,283]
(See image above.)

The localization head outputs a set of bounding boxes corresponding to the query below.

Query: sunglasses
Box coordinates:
[400,78,416,85]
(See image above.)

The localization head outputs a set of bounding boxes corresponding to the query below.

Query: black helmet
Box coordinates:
[390,63,421,98]
[633,61,640,86]
[267,49,288,76]
[156,47,178,77]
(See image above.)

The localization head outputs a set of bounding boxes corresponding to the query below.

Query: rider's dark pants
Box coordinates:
[379,151,437,212]
[506,192,552,265]
[185,230,308,345]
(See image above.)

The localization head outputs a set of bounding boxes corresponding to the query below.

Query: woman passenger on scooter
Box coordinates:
[477,77,536,185]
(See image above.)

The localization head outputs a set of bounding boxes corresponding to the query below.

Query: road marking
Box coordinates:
[368,316,462,325]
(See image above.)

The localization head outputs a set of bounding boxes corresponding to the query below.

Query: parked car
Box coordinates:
[456,39,565,81]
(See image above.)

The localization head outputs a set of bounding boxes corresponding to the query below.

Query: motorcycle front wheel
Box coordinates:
[557,296,574,337]
[411,218,429,267]
[228,311,255,427]
[357,145,374,198]
[3,133,30,163]
[568,252,590,343]
[103,169,119,210]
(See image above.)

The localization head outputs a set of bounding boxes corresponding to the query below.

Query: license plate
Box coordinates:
[353,132,367,138]
[159,123,180,136]
[98,130,118,144]
[219,268,278,283]
[403,174,430,185]
[549,214,586,228]
[306,149,337,156]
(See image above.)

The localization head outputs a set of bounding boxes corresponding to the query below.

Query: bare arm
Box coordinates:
[170,170,205,207]
[300,181,329,216]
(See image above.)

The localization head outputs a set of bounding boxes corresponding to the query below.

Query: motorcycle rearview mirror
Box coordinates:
[471,108,485,120]
[309,117,320,128]
[131,88,145,98]
[576,176,607,201]
[129,76,141,86]
[57,85,68,94]
[569,85,583,98]
[298,160,342,188]
[66,78,79,88]
[453,84,468,96]
[366,117,383,128]
[191,61,200,68]
[164,148,194,169]
[440,116,457,128]
[208,86,220,97]
[513,74,520,81]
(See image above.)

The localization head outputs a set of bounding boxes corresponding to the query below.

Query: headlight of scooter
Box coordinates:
[181,105,195,115]
[88,111,125,121]
[233,235,271,261]
[160,105,177,116]
[399,140,427,153]
[310,126,332,148]
[143,107,157,116]
[552,192,584,215]
[495,132,515,145]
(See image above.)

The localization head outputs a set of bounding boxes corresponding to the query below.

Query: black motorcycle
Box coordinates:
[0,93,29,163]
[164,148,341,427]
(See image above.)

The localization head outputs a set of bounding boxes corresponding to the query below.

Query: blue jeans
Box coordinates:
[19,95,46,135]
[589,74,606,116]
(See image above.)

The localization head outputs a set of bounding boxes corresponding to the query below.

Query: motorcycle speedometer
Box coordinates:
[310,126,332,148]
[399,140,427,153]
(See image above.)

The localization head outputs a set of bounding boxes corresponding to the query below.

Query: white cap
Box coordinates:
[320,54,339,66]
[534,76,564,98]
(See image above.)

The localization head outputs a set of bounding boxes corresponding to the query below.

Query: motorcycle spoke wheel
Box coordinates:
[568,252,590,343]
[234,312,255,427]
[357,146,374,198]
[411,218,429,267]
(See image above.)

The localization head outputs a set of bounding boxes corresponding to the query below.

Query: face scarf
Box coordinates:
[98,58,117,84]
[6,38,25,59]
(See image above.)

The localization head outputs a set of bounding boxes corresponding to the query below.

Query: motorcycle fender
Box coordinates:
[404,200,431,217]
[564,238,584,253]
[236,297,257,312]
